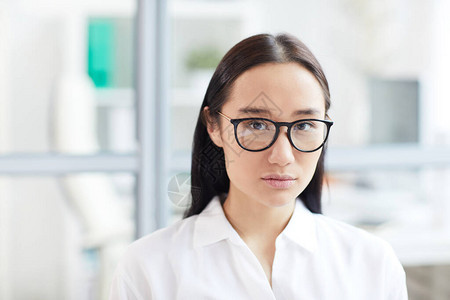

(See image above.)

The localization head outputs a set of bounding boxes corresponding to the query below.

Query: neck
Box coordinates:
[222,189,295,243]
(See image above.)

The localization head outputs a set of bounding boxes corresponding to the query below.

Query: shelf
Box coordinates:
[171,87,205,107]
[326,145,450,171]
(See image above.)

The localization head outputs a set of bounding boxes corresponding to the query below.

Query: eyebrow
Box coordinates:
[237,107,322,117]
[237,107,272,115]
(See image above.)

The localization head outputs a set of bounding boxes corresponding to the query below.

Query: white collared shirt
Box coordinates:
[109,196,407,300]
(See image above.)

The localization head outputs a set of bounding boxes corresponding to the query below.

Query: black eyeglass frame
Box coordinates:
[217,111,334,153]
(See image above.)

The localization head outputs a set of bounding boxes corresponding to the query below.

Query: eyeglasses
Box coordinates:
[217,111,333,152]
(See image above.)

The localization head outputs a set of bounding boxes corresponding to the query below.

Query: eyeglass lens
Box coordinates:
[236,119,328,151]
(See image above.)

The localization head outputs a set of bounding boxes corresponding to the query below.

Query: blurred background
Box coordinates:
[0,0,450,299]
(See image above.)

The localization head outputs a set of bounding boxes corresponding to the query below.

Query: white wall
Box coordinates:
[253,0,432,146]
[0,1,134,299]
[1,1,13,299]
[8,178,85,299]
[423,0,450,232]
[423,0,450,145]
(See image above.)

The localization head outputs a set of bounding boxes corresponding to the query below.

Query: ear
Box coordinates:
[203,106,224,148]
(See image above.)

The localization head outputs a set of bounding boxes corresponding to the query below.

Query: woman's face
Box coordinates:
[207,62,326,209]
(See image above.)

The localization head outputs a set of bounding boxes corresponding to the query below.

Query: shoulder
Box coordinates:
[314,213,385,244]
[313,214,405,280]
[116,214,198,273]
[109,216,200,299]
[313,213,398,260]
[311,214,407,298]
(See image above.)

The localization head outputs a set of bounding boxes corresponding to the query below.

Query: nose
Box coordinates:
[267,127,295,166]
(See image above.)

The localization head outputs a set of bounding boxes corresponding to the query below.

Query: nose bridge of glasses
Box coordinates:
[273,123,293,148]
[276,122,292,136]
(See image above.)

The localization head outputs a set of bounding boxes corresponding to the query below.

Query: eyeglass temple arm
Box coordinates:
[217,111,231,121]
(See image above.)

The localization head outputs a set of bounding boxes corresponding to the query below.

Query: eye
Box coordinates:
[294,121,314,131]
[245,120,270,131]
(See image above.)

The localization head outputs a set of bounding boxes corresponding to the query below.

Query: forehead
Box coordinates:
[225,62,325,118]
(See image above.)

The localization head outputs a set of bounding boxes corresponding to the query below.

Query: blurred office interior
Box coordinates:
[0,0,450,299]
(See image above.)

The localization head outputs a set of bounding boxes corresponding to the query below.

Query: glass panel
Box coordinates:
[0,173,135,300]
[0,1,136,154]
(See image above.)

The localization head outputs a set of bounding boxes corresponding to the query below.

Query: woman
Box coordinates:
[110,33,407,299]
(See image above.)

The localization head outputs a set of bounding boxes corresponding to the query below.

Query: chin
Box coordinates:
[260,192,297,208]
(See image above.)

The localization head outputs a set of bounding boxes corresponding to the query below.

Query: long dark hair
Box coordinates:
[184,33,331,218]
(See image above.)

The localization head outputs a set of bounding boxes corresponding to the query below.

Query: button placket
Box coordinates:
[228,229,277,300]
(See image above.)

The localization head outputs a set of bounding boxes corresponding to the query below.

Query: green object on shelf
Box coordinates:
[186,46,222,70]
[87,19,115,88]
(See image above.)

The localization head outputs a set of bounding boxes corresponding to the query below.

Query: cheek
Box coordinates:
[222,144,264,192]
[223,147,257,177]
[297,151,322,181]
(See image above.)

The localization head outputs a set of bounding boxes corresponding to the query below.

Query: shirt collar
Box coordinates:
[193,196,318,253]
[193,195,235,248]
[281,199,318,253]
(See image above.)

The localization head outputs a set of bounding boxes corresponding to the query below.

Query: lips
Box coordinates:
[261,174,297,189]
[262,174,296,180]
